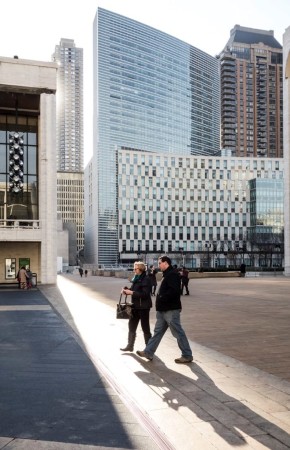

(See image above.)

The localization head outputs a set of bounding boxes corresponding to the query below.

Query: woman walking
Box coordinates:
[120,261,152,352]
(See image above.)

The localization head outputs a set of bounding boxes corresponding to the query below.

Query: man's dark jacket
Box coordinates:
[156,265,182,311]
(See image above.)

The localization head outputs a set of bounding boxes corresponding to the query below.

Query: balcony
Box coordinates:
[0,219,40,228]
[0,219,42,241]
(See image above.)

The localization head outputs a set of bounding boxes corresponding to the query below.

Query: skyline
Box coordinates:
[1,0,290,164]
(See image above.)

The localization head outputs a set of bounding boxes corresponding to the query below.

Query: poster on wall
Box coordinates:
[19,258,30,270]
[5,258,16,279]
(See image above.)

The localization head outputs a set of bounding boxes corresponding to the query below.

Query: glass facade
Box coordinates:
[92,8,220,264]
[249,179,284,235]
[0,113,38,224]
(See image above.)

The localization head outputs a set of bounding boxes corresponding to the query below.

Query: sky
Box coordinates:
[1,0,290,165]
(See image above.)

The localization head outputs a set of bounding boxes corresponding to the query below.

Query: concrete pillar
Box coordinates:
[39,93,57,283]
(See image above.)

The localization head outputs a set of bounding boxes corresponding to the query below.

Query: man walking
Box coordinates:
[137,255,193,364]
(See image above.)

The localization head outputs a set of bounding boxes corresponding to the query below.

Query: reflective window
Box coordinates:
[0,114,38,221]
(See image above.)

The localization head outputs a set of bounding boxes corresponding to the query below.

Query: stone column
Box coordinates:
[39,92,57,283]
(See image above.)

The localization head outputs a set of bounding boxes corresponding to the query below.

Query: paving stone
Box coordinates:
[2,275,290,450]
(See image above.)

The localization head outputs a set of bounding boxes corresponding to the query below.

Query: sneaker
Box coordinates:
[175,356,193,364]
[136,350,153,361]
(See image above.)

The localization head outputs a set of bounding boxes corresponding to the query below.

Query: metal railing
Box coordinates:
[0,219,40,229]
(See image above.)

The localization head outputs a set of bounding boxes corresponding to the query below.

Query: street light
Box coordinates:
[179,247,185,267]
[205,243,212,268]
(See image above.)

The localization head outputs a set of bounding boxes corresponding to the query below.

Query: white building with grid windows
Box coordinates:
[117,150,284,269]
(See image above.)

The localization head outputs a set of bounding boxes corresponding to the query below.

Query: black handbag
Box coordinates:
[116,294,133,319]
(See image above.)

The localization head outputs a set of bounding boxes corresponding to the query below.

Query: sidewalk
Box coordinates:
[0,285,160,450]
[1,274,290,449]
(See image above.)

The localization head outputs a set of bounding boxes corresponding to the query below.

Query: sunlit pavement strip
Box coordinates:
[0,438,136,450]
[0,305,51,311]
[51,276,174,449]
[42,275,290,450]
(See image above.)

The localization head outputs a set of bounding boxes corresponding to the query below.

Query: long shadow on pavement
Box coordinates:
[134,356,290,449]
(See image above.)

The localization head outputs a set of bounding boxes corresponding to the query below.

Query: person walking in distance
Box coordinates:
[19,266,28,289]
[240,263,246,277]
[137,255,193,364]
[120,261,152,352]
[26,267,33,289]
[147,265,158,296]
[180,266,190,295]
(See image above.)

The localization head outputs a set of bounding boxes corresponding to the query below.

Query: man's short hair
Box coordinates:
[158,255,172,265]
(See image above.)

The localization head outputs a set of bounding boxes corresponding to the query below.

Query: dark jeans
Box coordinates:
[151,283,157,295]
[144,309,192,358]
[128,309,151,336]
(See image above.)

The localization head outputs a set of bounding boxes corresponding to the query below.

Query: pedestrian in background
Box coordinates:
[180,266,190,295]
[147,265,158,296]
[240,263,246,277]
[137,255,193,364]
[19,266,28,289]
[26,267,33,289]
[16,269,21,289]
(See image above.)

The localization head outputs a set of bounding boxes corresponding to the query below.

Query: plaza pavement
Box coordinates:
[1,273,290,449]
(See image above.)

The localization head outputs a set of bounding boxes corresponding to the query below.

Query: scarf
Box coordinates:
[131,274,141,283]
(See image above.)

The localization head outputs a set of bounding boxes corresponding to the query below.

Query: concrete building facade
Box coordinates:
[0,56,57,284]
[57,171,84,262]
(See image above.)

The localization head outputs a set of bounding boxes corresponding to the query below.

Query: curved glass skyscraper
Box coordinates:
[88,8,220,265]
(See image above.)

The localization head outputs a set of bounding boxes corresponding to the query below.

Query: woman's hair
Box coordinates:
[134,261,146,272]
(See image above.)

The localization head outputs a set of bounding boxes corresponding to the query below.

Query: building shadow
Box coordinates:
[0,289,156,449]
[133,356,290,448]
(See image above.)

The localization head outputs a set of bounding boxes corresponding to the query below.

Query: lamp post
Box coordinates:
[179,247,185,267]
[205,243,211,268]
[137,244,141,261]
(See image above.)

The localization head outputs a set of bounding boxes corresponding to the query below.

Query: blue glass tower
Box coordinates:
[90,8,220,265]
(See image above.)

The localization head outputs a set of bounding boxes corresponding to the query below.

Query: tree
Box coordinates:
[247,230,284,268]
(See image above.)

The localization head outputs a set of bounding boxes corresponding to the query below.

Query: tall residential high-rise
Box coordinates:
[53,39,84,262]
[85,8,220,265]
[53,38,84,171]
[219,25,283,158]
